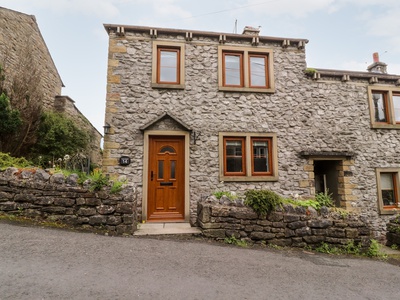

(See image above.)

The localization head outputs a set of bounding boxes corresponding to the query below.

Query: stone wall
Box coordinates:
[103,26,400,237]
[0,7,62,110]
[386,217,400,247]
[0,168,136,235]
[198,197,371,247]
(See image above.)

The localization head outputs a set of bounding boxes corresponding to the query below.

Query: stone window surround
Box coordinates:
[375,168,400,215]
[151,41,185,90]
[368,86,400,129]
[217,45,275,93]
[300,157,358,211]
[218,132,278,182]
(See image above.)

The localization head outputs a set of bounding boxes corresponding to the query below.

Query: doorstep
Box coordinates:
[133,222,202,236]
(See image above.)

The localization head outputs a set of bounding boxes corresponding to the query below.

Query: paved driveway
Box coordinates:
[0,222,399,300]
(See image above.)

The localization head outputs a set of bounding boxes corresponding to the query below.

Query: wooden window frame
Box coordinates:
[223,137,246,176]
[368,86,400,129]
[376,168,400,214]
[157,47,180,85]
[218,46,275,93]
[248,53,269,88]
[219,132,278,182]
[222,52,244,87]
[251,137,272,176]
[152,41,185,89]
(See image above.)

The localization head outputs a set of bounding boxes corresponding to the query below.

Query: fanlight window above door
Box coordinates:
[159,146,176,153]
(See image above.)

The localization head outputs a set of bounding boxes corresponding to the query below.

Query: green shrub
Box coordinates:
[213,191,237,201]
[110,179,127,194]
[315,191,334,207]
[244,189,282,215]
[224,235,248,247]
[365,239,387,259]
[89,169,109,191]
[0,152,32,170]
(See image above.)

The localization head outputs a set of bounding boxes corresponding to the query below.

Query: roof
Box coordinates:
[103,23,309,45]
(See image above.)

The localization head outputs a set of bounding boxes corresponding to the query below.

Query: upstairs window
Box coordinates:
[218,46,274,93]
[368,87,400,128]
[158,48,180,84]
[152,41,185,89]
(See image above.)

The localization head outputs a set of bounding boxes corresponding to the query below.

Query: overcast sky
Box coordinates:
[2,0,400,135]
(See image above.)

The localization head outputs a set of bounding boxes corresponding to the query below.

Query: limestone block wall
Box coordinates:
[0,168,136,235]
[198,198,371,247]
[103,27,400,237]
[0,7,63,110]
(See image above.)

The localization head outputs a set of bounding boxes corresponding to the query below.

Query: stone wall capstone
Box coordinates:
[0,168,136,235]
[198,196,371,248]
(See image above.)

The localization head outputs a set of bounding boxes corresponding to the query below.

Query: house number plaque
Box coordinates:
[119,156,131,166]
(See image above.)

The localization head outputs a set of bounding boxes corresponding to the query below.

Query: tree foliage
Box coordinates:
[0,92,22,136]
[33,112,89,163]
[0,44,43,157]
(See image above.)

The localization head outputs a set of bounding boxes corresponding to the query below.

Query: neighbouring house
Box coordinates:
[102,24,400,238]
[0,6,102,165]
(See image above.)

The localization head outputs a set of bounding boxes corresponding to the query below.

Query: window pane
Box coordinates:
[253,140,269,172]
[224,55,241,86]
[381,173,395,206]
[170,161,176,179]
[225,140,243,173]
[158,161,164,179]
[160,146,176,153]
[250,56,266,87]
[160,50,178,83]
[393,94,400,123]
[372,92,388,122]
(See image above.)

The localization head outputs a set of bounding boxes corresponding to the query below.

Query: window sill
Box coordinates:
[218,86,275,93]
[371,124,400,129]
[152,83,185,90]
[379,208,400,215]
[220,175,278,182]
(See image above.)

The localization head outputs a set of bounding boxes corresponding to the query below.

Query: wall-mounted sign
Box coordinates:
[119,156,131,166]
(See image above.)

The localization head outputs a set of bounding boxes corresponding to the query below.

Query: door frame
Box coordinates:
[142,130,190,222]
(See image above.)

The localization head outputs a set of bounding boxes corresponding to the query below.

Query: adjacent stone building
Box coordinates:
[0,7,102,164]
[102,24,400,238]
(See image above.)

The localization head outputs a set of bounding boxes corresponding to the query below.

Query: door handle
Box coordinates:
[151,171,154,181]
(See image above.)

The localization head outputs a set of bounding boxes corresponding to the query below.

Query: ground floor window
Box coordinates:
[219,132,278,182]
[376,168,400,214]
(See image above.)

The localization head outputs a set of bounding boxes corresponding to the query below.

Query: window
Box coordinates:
[368,86,400,128]
[152,41,185,89]
[376,168,400,214]
[218,46,274,93]
[219,132,278,181]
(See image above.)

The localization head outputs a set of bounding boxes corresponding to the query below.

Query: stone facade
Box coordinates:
[0,167,135,235]
[386,216,400,247]
[198,197,371,248]
[103,24,400,238]
[0,7,102,164]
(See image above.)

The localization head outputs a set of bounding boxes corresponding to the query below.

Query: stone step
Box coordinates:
[134,222,202,236]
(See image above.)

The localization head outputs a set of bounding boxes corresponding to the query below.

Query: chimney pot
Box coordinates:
[242,26,260,36]
[373,52,379,63]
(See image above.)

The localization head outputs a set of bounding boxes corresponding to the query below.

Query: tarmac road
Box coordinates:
[0,222,399,300]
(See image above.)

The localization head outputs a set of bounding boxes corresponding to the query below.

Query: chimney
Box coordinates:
[242,26,260,36]
[367,52,387,74]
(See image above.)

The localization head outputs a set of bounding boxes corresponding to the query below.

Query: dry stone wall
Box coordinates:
[198,197,371,248]
[386,217,400,247]
[0,168,136,235]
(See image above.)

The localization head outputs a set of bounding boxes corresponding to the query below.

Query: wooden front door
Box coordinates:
[147,136,185,221]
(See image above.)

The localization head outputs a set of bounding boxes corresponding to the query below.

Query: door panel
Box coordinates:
[148,136,185,221]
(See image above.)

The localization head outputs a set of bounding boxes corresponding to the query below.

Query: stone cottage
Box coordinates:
[102,24,400,238]
[0,7,102,164]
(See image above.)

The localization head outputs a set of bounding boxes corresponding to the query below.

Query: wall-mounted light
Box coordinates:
[103,123,111,134]
[192,131,202,145]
